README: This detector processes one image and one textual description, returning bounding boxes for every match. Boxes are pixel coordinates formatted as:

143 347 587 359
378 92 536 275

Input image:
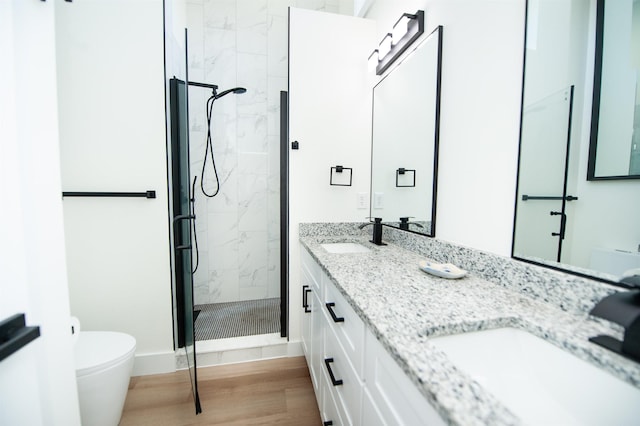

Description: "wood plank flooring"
120 356 321 425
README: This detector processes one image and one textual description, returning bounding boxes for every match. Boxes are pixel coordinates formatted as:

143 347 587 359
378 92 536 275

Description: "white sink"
430 327 640 425
320 242 371 254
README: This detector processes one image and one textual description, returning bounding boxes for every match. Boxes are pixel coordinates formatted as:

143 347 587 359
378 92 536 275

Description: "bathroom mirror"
513 0 640 286
369 26 442 237
587 0 640 179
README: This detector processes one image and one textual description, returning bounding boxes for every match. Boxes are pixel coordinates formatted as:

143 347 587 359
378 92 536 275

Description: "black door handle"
325 303 344 323
550 211 567 239
324 358 343 386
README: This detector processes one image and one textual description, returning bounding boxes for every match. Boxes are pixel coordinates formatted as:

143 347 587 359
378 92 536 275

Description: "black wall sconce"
330 165 353 186
396 168 416 187
368 10 425 76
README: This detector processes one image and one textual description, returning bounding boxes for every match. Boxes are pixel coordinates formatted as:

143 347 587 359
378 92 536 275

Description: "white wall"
365 0 525 256
289 8 377 341
0 0 81 424
56 0 175 375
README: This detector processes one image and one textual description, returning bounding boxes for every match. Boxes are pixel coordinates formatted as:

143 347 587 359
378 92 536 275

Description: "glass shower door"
514 86 575 263
170 77 201 414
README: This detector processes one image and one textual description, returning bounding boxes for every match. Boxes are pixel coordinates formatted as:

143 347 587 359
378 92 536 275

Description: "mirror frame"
512 0 633 289
587 0 640 181
368 25 443 237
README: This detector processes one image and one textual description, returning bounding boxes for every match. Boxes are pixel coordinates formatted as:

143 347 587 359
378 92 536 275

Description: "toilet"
73 330 136 426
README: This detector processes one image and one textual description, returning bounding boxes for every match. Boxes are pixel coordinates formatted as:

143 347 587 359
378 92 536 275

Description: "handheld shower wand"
199 86 247 198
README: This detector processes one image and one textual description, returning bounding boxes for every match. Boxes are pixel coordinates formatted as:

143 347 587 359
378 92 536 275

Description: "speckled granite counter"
299 223 640 425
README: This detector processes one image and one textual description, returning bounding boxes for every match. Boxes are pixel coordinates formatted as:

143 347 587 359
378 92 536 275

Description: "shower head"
213 87 247 100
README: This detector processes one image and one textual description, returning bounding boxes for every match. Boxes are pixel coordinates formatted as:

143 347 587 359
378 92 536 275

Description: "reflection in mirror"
588 0 640 179
513 0 640 286
370 26 442 237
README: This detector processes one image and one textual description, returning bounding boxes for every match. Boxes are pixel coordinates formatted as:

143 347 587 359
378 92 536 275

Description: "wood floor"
120 356 321 425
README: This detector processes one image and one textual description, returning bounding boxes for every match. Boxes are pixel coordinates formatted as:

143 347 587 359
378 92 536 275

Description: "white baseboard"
175 335 304 370
132 351 176 376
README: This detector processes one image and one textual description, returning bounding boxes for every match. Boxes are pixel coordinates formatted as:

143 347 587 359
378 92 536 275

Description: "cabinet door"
364 329 445 426
309 288 324 405
301 264 313 359
323 326 363 426
323 277 365 376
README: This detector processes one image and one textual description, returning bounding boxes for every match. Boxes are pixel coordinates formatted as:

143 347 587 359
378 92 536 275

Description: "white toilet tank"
74 331 136 426
589 247 640 277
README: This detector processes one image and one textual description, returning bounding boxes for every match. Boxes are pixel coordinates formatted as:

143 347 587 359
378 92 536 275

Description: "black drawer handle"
324 422 333 426
302 285 309 308
324 358 343 386
303 286 312 313
325 302 344 323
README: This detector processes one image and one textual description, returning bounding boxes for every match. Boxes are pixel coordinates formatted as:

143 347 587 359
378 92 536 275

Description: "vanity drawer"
323 326 363 426
323 276 365 376
321 363 346 426
363 329 445 426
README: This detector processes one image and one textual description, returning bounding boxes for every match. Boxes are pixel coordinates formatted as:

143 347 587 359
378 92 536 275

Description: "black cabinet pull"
323 422 333 426
324 358 343 386
302 286 312 313
325 302 344 323
302 285 309 308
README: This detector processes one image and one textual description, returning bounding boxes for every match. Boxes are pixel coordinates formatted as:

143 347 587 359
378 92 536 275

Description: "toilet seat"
75 331 136 377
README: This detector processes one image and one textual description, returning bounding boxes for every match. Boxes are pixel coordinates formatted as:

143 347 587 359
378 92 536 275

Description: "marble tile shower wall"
187 0 341 304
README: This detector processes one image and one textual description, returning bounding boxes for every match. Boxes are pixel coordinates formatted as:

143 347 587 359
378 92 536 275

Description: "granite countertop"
299 230 640 425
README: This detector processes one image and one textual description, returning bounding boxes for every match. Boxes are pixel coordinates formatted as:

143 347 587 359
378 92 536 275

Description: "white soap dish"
419 260 467 279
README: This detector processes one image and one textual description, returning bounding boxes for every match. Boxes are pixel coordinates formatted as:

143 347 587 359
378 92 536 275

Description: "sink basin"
430 327 640 425
320 242 371 254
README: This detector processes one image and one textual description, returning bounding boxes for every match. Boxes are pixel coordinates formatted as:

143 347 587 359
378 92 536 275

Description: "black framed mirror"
513 0 640 287
587 0 640 180
369 26 443 237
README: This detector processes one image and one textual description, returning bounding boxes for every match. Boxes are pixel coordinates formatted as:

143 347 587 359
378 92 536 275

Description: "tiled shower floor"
194 298 280 340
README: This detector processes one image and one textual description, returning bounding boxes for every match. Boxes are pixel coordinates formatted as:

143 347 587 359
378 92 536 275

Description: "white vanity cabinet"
363 328 446 426
300 247 445 426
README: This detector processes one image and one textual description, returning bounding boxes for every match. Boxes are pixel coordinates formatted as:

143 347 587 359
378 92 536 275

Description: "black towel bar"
62 190 156 199
0 313 40 363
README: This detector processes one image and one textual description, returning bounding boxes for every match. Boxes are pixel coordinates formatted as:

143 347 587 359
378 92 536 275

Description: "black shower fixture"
213 87 247 99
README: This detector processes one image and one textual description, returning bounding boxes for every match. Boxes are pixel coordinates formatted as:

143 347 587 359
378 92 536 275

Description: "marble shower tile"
237 0 268 54
207 211 238 245
237 113 268 153
296 0 327 11
238 152 268 175
238 174 268 231
187 3 205 80
267 0 295 17
238 231 268 296
267 76 287 136
203 28 237 91
266 135 280 178
208 268 240 303
209 112 238 154
237 53 268 115
204 0 237 30
267 242 281 298
267 15 288 78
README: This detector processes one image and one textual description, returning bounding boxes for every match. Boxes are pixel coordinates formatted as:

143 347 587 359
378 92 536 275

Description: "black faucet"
589 284 640 362
399 217 425 231
358 217 386 246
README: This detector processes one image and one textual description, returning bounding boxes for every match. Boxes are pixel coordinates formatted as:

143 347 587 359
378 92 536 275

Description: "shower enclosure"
182 0 295 342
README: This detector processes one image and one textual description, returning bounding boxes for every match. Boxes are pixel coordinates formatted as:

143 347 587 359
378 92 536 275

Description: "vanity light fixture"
368 10 425 76
378 33 393 59
368 50 379 72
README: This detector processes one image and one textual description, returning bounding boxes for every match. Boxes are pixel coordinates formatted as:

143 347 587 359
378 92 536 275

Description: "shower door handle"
550 211 567 239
